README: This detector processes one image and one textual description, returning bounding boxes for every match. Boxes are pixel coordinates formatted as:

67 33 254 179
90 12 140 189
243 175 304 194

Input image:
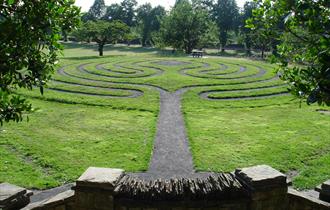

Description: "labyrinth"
1 54 330 190
28 57 290 105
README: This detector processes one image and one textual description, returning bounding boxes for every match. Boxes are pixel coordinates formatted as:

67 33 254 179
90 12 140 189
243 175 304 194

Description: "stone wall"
3 165 330 210
288 188 330 210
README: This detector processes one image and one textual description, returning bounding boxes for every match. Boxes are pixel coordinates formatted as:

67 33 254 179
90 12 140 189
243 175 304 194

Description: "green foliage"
125 27 141 46
239 1 258 54
102 3 122 21
198 21 219 48
0 92 32 126
103 0 137 27
0 0 80 125
160 0 210 53
213 0 239 51
74 20 129 56
248 0 330 105
120 0 138 27
136 4 166 47
245 0 282 58
82 0 106 21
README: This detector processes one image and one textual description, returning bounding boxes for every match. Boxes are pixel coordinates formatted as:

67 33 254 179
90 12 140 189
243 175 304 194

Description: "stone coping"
0 182 27 204
235 165 287 189
76 167 125 190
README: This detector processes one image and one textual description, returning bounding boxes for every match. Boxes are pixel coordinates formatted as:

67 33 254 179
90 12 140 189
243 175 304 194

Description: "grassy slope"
183 94 330 189
0 99 157 189
0 44 161 189
1 43 329 189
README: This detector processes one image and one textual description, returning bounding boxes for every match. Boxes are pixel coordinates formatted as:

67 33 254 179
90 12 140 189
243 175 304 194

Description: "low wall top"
114 173 245 201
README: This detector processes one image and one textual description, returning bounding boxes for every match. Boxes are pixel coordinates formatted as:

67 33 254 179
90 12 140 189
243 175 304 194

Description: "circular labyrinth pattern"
178 61 288 101
51 60 165 100
48 58 288 104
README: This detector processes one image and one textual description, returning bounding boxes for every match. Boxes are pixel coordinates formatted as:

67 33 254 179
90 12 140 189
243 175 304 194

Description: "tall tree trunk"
186 45 193 54
99 43 104 56
220 30 227 52
245 36 252 55
142 33 147 47
63 31 68 42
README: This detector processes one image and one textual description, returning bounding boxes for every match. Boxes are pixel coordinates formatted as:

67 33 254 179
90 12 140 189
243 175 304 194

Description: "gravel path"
147 89 194 178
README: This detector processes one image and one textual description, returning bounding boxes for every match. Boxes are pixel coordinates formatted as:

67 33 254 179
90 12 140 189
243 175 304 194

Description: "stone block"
288 188 330 210
235 165 288 209
76 167 124 190
320 180 330 202
54 205 66 210
0 183 32 210
43 190 74 207
235 165 287 190
321 180 330 194
74 191 94 208
22 190 74 210
74 167 124 210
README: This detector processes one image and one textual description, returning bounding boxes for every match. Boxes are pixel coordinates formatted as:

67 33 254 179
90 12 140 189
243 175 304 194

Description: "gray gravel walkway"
148 89 194 178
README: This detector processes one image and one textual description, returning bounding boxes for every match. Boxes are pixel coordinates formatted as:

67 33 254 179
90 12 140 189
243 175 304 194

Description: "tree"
198 21 219 49
86 0 106 21
119 0 137 27
137 4 166 46
240 1 257 55
160 0 209 54
246 0 282 59
102 0 137 27
136 3 152 46
72 21 94 43
125 28 141 46
0 0 80 125
213 0 239 52
61 5 82 42
248 0 330 105
76 20 129 56
192 0 214 12
103 3 123 21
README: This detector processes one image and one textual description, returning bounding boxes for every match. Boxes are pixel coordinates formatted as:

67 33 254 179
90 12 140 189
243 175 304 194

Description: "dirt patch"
317 109 330 116
286 170 299 185
154 61 191 66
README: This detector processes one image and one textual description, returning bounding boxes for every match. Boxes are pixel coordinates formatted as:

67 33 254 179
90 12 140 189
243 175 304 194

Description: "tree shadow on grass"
207 49 249 57
60 55 125 61
61 42 191 59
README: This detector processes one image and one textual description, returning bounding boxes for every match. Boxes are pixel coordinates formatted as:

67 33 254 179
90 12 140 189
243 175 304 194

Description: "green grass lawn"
183 97 330 189
0 100 157 189
0 43 329 190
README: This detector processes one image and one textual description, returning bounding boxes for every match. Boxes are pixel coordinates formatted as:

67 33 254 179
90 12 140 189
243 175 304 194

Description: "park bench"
192 50 203 58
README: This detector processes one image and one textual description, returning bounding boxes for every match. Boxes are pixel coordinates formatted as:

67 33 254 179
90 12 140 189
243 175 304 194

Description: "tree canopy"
160 0 209 53
248 0 330 105
75 20 129 56
213 0 239 52
239 1 257 55
82 0 106 21
136 4 166 46
0 0 80 125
